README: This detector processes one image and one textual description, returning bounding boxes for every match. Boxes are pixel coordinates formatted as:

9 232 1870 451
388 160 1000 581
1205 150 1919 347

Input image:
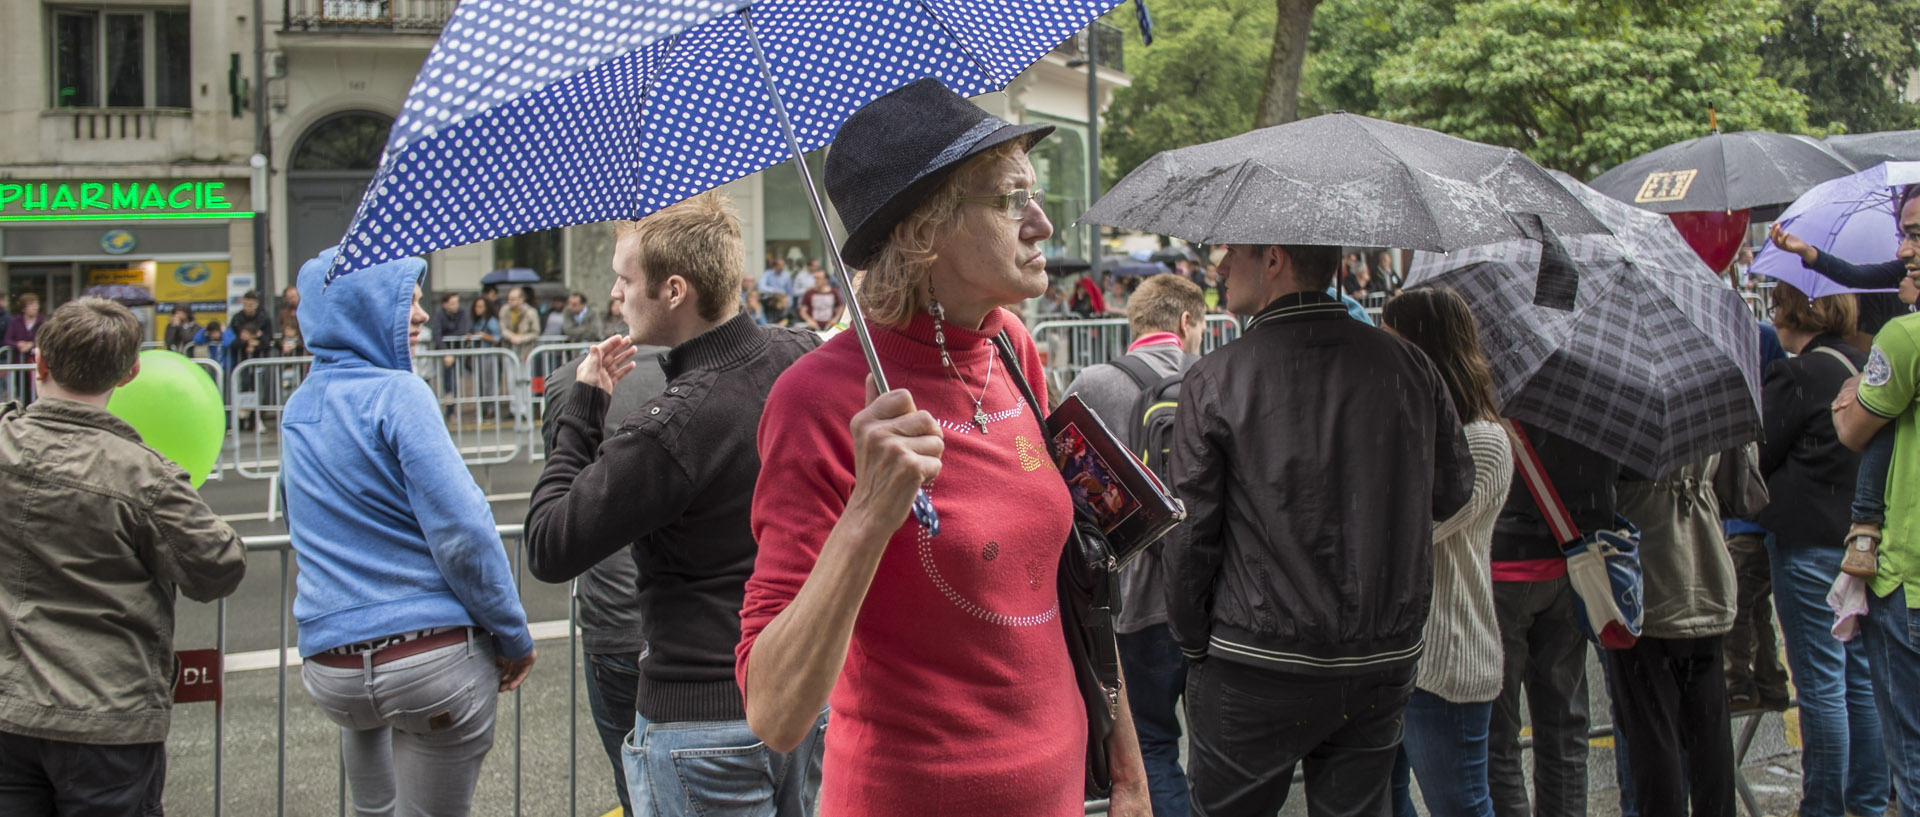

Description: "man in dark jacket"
524 191 824 816
428 292 472 413
1164 243 1472 817
0 297 247 814
1487 422 1619 817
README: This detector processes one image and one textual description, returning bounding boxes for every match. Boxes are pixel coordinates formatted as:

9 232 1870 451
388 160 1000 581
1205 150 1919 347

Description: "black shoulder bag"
991 331 1121 800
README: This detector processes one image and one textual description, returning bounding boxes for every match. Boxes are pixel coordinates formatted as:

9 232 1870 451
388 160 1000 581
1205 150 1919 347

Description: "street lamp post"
1068 26 1103 280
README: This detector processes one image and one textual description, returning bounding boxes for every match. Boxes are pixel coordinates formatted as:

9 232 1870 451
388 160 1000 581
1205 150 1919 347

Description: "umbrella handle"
741 8 941 536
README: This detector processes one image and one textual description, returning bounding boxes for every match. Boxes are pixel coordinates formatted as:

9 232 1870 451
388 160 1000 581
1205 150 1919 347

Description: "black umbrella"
1148 246 1197 264
1824 130 1920 170
1045 255 1092 275
1081 112 1610 251
1589 131 1855 214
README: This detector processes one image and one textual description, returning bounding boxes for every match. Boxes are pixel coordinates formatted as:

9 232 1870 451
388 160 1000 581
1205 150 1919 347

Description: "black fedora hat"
826 78 1053 270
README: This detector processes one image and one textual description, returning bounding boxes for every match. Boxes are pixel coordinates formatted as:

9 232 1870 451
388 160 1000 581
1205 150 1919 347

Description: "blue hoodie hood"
280 247 534 661
297 246 422 371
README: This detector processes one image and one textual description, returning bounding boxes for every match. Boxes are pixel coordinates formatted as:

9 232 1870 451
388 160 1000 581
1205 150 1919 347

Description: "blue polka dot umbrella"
329 0 1127 535
327 0 1124 281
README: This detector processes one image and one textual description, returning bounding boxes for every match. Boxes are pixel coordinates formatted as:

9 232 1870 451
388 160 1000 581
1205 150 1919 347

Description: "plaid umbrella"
1406 175 1761 477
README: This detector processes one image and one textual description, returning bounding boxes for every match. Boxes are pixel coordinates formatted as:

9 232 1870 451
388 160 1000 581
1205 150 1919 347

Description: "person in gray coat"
541 340 667 815
1064 274 1207 817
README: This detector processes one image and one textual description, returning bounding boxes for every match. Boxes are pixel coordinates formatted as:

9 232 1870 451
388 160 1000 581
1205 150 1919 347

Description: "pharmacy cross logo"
101 230 136 254
175 262 212 286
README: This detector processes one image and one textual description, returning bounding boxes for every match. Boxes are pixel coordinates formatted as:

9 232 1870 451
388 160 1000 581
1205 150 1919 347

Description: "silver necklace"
930 290 995 433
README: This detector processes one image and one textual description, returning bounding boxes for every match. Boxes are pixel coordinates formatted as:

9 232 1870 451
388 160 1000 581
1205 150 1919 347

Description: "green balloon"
107 350 225 488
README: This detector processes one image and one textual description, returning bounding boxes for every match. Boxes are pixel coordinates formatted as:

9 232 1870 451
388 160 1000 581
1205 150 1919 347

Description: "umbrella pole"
739 9 941 534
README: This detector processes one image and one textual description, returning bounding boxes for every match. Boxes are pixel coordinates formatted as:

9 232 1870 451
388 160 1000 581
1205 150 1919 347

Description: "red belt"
308 628 472 669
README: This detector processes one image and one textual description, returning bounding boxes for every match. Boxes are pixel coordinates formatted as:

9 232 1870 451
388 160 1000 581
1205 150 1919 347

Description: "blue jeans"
583 652 641 813
1768 536 1888 817
1862 586 1920 814
621 709 827 817
1116 624 1190 817
1851 426 1894 524
1392 690 1494 817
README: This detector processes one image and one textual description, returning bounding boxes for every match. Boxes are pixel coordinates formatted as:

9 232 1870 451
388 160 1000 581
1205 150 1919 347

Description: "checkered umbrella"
1406 175 1762 477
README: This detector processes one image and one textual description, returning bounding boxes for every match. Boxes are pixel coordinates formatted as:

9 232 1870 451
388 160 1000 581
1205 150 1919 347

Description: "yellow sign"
1634 169 1699 204
155 261 228 302
87 268 146 286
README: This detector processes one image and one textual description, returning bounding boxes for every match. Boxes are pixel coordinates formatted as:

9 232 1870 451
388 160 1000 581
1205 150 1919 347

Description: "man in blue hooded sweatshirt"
281 248 536 817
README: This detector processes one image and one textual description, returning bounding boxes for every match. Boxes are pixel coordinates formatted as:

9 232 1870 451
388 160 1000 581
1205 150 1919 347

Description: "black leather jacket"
1161 292 1473 676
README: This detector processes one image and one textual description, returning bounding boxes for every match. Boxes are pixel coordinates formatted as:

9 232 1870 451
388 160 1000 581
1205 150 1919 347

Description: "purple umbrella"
1751 161 1920 298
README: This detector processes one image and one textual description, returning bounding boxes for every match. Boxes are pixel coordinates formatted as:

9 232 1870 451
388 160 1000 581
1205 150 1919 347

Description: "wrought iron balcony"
283 0 454 34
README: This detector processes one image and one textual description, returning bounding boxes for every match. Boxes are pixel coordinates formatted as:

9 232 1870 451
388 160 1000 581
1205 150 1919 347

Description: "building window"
50 7 191 110
1026 114 1090 260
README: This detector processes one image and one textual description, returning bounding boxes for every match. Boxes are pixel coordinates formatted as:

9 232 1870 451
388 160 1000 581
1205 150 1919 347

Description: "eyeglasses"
958 187 1045 219
1898 229 1920 248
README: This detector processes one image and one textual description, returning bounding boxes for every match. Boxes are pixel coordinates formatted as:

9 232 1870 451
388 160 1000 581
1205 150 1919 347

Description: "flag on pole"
1136 0 1154 44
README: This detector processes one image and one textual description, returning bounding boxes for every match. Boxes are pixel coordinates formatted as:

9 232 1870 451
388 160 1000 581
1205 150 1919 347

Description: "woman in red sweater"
736 79 1149 816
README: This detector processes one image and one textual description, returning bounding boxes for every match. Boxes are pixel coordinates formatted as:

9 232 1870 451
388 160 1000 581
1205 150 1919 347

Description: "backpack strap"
1811 345 1860 377
1109 353 1161 392
1502 419 1583 553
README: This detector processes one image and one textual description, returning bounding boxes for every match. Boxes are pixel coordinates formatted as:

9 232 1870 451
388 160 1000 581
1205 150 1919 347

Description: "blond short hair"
1127 274 1206 338
858 140 1029 326
614 191 744 322
1771 281 1858 338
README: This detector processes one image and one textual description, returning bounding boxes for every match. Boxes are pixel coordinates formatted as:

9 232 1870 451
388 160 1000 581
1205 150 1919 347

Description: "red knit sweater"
738 307 1084 816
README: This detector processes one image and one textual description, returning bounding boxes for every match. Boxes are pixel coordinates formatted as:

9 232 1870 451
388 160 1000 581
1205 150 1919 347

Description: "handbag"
992 331 1121 799
1505 420 1645 650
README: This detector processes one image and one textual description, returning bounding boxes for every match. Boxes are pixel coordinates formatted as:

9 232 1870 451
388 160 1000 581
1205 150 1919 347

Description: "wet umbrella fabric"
1824 131 1920 170
1589 130 1855 214
328 0 1123 278
1406 176 1761 477
1081 112 1610 252
1751 162 1920 298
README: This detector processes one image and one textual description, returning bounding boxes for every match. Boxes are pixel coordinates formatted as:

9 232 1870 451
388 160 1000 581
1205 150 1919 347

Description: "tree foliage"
1368 0 1812 176
1099 0 1275 187
1758 0 1920 133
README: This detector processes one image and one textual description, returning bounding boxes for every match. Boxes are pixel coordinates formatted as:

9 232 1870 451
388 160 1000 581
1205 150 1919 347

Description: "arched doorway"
286 111 392 271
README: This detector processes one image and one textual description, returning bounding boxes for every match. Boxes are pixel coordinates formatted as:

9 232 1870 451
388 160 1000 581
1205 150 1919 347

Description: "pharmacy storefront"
0 178 255 342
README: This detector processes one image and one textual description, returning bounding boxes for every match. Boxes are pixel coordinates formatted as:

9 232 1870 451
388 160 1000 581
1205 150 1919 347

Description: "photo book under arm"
1046 394 1186 566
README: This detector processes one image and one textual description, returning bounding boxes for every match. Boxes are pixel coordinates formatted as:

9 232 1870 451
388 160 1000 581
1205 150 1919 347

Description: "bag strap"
1109 353 1157 392
1811 345 1860 377
992 331 1049 430
1501 419 1583 552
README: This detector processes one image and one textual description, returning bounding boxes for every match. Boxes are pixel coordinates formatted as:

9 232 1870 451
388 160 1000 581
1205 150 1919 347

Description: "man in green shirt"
1833 186 1920 812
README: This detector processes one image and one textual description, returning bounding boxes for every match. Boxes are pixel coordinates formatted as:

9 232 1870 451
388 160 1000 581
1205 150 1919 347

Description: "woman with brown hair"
1380 288 1514 817
1758 282 1889 817
735 78 1149 816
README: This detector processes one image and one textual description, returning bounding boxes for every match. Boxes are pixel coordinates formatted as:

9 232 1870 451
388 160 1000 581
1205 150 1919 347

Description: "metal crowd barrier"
1031 315 1243 388
188 525 585 817
228 349 523 479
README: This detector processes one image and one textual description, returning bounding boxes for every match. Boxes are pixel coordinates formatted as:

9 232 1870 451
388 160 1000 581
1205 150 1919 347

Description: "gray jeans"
302 631 500 817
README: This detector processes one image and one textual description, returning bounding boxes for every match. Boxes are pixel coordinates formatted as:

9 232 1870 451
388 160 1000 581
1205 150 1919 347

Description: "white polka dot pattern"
328 0 1123 279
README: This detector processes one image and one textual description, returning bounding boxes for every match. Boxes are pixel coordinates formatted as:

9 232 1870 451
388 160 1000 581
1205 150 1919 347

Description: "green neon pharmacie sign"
0 181 250 222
